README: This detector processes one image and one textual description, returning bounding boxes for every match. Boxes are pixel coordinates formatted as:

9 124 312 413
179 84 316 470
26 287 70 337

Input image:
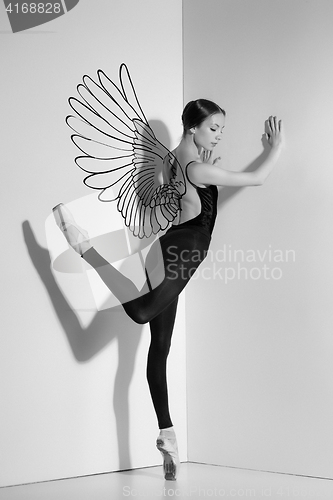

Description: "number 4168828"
5 3 61 14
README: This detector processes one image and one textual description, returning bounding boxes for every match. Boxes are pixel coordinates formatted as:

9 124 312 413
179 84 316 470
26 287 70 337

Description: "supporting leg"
146 296 179 429
147 297 180 480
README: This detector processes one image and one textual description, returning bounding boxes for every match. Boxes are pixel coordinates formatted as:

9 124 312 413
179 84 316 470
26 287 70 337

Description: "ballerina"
53 64 284 480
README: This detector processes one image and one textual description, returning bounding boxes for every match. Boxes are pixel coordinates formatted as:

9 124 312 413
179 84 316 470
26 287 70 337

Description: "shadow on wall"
22 219 142 471
21 119 173 474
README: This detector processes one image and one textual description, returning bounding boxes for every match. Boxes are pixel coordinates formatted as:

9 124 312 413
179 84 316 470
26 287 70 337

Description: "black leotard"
83 161 218 429
169 161 218 237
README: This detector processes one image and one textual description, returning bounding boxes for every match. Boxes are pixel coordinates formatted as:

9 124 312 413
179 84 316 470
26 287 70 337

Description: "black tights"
83 224 211 429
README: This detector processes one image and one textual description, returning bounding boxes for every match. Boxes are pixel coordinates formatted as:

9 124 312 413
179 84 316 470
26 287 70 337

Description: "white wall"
184 0 333 478
0 0 186 487
3 0 333 487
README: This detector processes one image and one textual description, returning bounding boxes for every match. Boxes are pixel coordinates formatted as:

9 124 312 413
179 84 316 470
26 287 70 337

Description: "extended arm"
189 116 284 187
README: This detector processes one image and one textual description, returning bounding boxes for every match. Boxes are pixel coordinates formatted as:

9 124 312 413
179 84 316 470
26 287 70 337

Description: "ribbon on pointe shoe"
156 435 180 481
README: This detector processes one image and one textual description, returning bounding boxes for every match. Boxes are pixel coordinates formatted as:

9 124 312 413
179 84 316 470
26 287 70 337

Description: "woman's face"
192 112 225 151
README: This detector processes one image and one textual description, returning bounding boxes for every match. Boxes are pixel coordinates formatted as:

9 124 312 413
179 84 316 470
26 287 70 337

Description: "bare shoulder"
185 162 209 187
173 147 195 167
171 147 201 174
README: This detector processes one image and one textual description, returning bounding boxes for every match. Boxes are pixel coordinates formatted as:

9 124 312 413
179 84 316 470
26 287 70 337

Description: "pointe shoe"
156 435 180 481
52 203 92 256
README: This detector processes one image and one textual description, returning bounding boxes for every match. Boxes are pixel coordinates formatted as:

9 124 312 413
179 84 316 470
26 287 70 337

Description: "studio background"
1 0 333 488
0 0 186 487
184 0 333 478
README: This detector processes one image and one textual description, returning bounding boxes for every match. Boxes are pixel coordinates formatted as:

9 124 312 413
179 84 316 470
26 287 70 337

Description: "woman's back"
167 146 206 225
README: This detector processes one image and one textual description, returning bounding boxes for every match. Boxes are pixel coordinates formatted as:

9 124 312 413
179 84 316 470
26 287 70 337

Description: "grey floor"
1 462 333 500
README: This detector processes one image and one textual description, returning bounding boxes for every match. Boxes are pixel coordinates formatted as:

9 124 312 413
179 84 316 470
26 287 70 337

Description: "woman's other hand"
202 149 221 165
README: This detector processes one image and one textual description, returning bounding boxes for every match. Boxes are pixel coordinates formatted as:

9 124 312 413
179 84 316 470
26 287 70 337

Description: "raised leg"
83 227 210 324
53 202 210 324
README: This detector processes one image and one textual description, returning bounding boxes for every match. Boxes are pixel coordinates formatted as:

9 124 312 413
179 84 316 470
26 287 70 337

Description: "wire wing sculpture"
66 64 186 238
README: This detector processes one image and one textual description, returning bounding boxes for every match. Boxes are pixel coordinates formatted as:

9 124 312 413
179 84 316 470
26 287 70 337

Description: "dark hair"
182 99 226 137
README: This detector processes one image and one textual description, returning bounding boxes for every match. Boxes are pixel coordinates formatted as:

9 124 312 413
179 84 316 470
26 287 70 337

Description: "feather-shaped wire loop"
66 64 186 238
